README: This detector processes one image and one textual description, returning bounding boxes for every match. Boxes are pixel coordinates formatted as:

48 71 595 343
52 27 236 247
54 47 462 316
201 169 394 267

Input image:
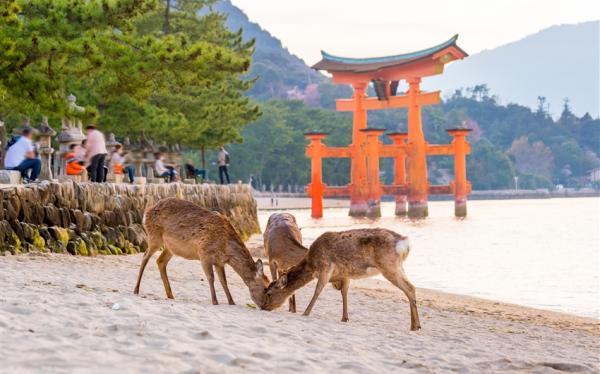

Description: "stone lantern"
57 94 85 175
37 117 56 180
105 133 119 151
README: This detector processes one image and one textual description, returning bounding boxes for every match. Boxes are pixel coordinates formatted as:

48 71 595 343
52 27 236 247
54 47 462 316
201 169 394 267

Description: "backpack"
225 152 230 164
6 135 20 150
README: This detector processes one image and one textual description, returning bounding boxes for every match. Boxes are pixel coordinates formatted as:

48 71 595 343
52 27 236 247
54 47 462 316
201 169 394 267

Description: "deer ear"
276 274 288 289
255 259 264 276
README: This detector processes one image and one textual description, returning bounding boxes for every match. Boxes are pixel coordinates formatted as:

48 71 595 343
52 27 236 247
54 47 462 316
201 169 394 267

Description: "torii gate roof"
312 35 467 75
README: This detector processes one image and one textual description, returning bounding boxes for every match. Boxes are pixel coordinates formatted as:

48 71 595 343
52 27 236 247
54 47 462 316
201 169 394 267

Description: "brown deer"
262 228 421 330
263 213 308 313
133 198 269 307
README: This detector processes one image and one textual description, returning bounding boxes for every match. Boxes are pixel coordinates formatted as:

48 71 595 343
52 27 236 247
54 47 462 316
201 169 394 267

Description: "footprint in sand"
191 330 213 340
251 352 271 360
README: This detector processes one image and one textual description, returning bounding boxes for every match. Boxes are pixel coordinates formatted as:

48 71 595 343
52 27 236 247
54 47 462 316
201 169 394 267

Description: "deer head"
248 259 270 308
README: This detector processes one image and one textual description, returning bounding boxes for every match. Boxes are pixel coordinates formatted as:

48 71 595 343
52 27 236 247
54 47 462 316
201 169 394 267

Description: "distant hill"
426 21 599 117
215 4 597 117
213 0 325 101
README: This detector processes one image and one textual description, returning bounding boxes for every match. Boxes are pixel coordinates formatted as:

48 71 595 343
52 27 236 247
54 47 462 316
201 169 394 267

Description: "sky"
230 0 599 65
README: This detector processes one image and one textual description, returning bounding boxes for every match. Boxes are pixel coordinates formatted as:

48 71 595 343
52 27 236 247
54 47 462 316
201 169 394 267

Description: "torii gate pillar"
349 82 369 216
406 78 429 218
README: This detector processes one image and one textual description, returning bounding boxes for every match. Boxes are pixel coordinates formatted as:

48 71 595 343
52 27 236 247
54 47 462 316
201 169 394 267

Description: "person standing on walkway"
4 127 41 182
218 146 230 184
85 125 107 183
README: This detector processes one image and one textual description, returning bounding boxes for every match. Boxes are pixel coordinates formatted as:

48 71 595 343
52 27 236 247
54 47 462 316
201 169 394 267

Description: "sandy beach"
1 249 598 373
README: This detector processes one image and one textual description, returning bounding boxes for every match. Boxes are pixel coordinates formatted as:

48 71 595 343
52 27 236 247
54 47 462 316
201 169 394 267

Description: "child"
110 144 134 183
64 144 85 176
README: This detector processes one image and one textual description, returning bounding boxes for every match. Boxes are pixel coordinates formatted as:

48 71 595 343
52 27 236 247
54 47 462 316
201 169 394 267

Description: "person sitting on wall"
184 159 206 181
110 144 134 183
64 144 85 176
4 127 41 183
154 152 177 182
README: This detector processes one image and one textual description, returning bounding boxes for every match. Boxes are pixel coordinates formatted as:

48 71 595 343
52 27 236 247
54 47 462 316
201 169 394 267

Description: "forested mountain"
212 0 325 101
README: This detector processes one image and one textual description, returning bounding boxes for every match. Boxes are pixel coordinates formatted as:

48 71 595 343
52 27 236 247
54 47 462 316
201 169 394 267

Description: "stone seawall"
0 182 260 256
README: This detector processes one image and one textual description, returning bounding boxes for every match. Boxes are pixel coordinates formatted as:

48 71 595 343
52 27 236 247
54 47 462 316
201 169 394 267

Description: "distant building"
589 168 600 182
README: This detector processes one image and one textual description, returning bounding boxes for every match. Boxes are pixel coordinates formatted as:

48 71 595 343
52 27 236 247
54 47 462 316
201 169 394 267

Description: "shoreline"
255 194 599 210
1 253 598 373
244 234 599 326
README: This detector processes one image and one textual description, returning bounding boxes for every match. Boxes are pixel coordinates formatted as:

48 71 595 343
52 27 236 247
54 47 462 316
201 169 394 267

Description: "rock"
20 222 34 241
31 229 46 252
0 170 22 184
44 205 61 226
48 226 70 247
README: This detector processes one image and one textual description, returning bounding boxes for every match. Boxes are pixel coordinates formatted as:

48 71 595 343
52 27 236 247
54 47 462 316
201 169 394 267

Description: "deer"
263 213 308 313
133 198 270 307
261 228 421 331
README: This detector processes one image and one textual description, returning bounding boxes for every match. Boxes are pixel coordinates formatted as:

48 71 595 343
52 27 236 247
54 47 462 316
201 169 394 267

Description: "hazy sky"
230 0 598 64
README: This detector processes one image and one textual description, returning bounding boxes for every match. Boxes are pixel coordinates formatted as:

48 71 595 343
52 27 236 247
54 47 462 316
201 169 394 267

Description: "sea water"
258 197 600 318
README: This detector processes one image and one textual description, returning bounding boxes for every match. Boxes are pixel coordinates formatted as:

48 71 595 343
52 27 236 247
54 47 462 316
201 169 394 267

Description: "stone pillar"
106 133 119 151
305 132 327 218
406 78 429 218
447 128 472 217
57 94 85 176
360 128 385 218
36 117 57 181
388 132 409 216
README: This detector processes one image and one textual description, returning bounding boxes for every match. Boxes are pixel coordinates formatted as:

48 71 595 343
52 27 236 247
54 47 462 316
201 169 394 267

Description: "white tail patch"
395 238 410 254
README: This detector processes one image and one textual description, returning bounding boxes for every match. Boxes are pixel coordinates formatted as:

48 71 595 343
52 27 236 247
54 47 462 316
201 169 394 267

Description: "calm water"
257 198 600 318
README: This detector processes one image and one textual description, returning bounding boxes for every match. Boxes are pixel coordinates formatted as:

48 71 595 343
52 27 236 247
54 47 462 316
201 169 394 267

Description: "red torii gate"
306 35 471 218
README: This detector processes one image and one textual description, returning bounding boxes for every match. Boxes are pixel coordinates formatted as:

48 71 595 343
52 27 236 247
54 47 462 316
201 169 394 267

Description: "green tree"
0 0 156 122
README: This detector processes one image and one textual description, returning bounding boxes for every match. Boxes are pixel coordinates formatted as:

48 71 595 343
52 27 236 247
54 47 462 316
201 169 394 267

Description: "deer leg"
303 266 332 317
133 235 161 295
340 278 350 322
201 261 218 305
156 249 174 299
381 267 421 331
215 265 235 305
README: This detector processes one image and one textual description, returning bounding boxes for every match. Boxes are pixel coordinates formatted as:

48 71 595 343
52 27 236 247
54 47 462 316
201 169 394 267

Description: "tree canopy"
0 0 259 150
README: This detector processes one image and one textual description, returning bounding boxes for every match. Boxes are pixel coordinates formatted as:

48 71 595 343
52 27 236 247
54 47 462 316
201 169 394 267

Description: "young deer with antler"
133 198 269 307
263 213 308 313
262 228 421 330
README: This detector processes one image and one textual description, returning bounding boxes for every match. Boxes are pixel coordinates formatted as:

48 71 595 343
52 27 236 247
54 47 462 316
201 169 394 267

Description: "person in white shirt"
110 144 134 183
84 125 107 182
154 152 176 182
217 146 230 184
4 127 41 182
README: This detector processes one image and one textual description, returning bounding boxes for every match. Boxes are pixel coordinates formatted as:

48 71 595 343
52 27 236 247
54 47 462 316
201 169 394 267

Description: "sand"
1 251 598 373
